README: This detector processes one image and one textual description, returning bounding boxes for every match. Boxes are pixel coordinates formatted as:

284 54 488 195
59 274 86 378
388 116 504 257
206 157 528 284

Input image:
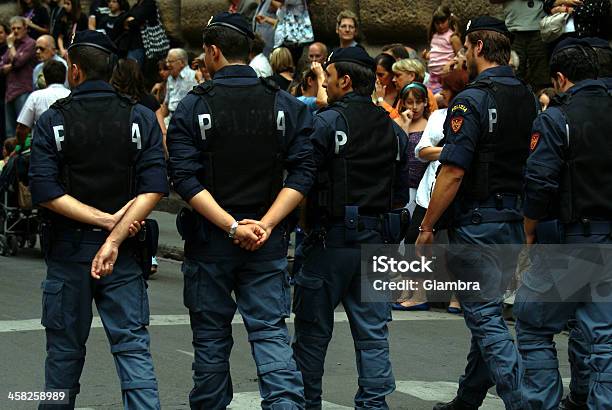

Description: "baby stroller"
0 147 40 256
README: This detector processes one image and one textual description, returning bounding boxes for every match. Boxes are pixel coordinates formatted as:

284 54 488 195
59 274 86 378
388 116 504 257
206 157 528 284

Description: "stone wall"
0 0 499 49
1 1 610 53
186 0 502 50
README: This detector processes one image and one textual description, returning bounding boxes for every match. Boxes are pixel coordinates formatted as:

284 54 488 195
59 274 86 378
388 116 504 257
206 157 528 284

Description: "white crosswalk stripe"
395 380 504 409
0 311 462 333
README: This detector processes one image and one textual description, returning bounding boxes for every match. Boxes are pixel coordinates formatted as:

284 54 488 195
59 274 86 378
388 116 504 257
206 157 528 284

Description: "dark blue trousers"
514 233 612 409
448 221 527 409
292 227 395 410
183 225 304 410
40 234 159 409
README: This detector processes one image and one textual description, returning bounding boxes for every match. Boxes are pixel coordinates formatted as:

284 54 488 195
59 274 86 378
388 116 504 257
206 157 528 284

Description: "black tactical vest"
461 78 537 201
557 88 612 223
53 92 137 216
310 99 398 221
190 79 282 212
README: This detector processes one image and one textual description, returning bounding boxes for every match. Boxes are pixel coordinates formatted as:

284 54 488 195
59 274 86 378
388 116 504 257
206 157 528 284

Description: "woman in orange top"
376 58 438 119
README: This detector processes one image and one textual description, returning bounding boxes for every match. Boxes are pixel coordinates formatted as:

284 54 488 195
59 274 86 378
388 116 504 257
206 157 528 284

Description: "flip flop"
392 302 430 311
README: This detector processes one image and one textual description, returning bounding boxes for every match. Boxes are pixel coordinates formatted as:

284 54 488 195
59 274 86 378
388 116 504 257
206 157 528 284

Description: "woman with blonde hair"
376 58 438 119
267 46 294 90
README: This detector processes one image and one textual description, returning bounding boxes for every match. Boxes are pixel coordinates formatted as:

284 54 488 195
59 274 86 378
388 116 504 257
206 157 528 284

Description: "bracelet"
418 225 435 233
376 97 384 104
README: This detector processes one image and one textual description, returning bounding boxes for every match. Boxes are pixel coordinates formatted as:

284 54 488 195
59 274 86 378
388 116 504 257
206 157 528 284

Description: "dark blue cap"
324 46 375 71
465 16 511 38
552 37 592 57
67 30 118 54
205 12 254 39
583 37 612 50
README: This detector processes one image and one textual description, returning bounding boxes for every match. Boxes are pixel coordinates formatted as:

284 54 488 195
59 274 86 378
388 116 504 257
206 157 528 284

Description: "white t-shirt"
17 83 71 128
249 53 273 78
415 108 447 209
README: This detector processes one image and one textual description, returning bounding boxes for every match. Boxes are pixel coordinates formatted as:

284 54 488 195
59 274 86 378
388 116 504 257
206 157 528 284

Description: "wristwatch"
228 221 239 239
376 97 384 105
418 225 435 233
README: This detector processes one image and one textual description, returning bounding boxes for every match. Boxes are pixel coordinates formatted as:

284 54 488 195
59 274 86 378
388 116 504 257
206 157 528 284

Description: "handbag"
273 0 314 47
540 12 570 43
17 181 32 209
140 8 170 60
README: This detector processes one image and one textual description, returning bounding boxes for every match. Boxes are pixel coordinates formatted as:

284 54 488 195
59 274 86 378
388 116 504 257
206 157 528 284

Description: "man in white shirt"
32 34 68 90
249 34 272 77
17 60 70 144
161 48 197 122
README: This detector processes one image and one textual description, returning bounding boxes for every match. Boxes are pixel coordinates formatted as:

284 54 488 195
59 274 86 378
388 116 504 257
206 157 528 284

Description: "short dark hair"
334 61 375 96
251 33 265 56
466 30 511 66
68 46 113 82
594 47 612 78
550 45 598 83
111 59 147 99
203 25 251 63
42 59 66 85
0 22 9 35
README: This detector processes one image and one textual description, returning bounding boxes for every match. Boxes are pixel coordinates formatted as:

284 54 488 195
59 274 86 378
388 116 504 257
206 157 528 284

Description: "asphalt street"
0 248 572 410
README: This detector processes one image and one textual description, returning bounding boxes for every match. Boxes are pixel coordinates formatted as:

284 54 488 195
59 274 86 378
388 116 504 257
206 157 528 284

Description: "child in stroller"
0 139 40 256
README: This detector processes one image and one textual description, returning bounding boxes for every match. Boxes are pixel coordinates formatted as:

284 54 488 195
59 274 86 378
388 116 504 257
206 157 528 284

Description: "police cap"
205 12 255 39
67 30 118 54
551 37 593 57
583 37 612 51
465 16 511 38
324 47 376 71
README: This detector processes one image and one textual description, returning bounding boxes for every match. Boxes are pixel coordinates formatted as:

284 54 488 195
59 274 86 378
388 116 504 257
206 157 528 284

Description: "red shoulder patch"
451 117 464 133
530 132 540 151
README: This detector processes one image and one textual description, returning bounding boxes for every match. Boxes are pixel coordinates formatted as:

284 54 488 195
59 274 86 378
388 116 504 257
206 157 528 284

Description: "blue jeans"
448 221 527 409
6 92 30 138
40 233 159 410
514 233 612 409
292 226 395 410
182 221 304 409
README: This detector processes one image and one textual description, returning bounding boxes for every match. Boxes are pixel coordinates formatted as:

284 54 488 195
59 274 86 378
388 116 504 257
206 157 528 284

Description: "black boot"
433 396 479 410
558 394 588 410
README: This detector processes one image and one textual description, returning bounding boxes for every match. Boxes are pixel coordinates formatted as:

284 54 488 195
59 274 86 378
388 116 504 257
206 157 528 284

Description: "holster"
536 219 565 244
137 219 159 279
176 207 201 242
382 208 411 244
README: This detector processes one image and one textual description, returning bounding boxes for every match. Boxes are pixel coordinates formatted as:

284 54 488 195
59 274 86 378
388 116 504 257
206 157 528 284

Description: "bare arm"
450 34 463 54
415 164 465 245
160 102 169 118
88 15 96 30
41 194 128 231
311 62 328 107
417 146 442 162
91 193 163 279
155 107 167 156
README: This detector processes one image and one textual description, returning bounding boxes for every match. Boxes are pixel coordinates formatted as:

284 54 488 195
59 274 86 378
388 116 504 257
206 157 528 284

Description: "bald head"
36 35 58 62
308 42 328 64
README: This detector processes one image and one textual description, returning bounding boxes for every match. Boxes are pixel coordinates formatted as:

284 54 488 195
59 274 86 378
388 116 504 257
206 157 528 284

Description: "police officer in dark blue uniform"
291 47 409 410
555 36 612 410
415 16 538 410
514 37 612 410
29 30 167 409
166 12 315 410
